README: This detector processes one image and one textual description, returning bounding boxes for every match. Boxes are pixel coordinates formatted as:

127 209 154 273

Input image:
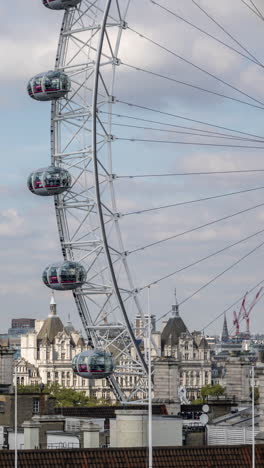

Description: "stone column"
0 347 14 393
153 357 180 414
80 421 100 448
225 355 251 403
22 421 40 449
257 365 264 433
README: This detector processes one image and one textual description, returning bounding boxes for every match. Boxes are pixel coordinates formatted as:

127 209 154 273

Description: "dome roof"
161 316 188 350
37 316 64 344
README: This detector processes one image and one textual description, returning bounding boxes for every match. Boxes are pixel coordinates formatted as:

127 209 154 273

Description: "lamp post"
147 286 152 468
251 364 255 468
14 363 17 468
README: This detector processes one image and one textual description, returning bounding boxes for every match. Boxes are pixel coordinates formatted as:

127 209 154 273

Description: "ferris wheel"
27 0 264 402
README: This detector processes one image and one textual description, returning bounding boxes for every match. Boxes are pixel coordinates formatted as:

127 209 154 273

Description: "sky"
2 0 264 337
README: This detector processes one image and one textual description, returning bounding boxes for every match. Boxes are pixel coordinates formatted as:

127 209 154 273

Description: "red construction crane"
233 293 247 336
242 287 263 335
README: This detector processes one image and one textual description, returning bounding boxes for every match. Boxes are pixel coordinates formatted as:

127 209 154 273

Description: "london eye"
27 0 264 401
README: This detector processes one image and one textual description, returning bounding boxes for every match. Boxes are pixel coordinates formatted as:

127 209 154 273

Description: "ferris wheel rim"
50 0 150 402
91 0 149 375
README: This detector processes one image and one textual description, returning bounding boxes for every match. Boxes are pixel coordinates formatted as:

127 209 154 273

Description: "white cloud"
0 209 25 237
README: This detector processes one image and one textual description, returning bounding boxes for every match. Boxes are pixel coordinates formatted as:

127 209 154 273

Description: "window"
0 402 5 413
185 343 188 350
33 398 40 414
185 353 189 360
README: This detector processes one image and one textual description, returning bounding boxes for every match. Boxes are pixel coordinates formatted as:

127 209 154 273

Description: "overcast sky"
2 0 264 337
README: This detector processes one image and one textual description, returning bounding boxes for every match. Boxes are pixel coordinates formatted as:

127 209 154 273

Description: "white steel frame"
50 0 149 402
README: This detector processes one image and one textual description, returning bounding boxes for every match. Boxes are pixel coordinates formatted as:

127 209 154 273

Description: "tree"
17 382 113 407
17 384 48 394
200 384 225 401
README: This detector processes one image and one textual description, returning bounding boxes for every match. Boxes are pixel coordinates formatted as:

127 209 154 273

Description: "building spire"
172 288 179 317
49 292 57 317
221 313 229 343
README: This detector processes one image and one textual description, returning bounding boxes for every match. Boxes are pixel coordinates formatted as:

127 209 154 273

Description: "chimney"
22 420 41 449
111 409 148 447
80 421 100 448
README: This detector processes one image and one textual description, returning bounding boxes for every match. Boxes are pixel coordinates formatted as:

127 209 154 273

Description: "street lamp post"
251 364 255 468
14 363 18 468
148 287 152 468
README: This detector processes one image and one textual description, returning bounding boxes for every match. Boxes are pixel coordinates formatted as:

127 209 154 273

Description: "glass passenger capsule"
42 261 87 290
27 71 71 101
43 0 81 9
72 350 115 379
27 166 71 196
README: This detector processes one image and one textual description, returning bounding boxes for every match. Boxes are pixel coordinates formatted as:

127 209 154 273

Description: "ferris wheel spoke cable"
146 0 261 66
122 186 264 216
101 120 262 142
118 136 264 149
129 201 264 254
127 27 264 107
116 169 264 178
191 0 263 65
202 278 264 332
240 0 263 19
248 0 264 20
121 63 264 110
117 100 264 139
139 227 264 290
157 238 264 323
101 111 264 141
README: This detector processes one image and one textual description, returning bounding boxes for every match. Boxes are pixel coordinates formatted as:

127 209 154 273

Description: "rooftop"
1 445 264 467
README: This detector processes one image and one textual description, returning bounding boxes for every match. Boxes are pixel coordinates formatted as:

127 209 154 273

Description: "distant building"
10 318 35 332
16 296 91 392
160 298 212 401
134 314 156 337
0 318 36 360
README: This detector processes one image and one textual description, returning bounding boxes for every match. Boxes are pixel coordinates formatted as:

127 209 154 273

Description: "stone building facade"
159 300 212 401
16 296 92 393
15 295 213 402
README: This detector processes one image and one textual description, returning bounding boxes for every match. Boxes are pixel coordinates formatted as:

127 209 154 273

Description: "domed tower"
37 294 64 343
161 291 189 354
